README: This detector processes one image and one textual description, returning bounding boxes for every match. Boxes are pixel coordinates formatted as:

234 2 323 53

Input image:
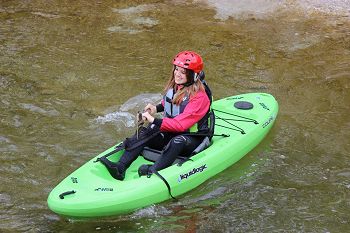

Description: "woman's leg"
152 135 203 171
100 131 168 180
118 132 170 169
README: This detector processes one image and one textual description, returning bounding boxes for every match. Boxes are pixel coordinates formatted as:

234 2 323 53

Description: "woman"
100 51 211 180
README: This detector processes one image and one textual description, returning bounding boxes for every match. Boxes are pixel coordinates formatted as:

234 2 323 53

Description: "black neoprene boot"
99 157 126 180
138 164 153 177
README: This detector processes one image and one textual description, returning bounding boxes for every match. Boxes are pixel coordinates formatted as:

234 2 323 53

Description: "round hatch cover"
234 101 253 110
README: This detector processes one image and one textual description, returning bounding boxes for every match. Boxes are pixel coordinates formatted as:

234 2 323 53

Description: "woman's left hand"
142 112 155 123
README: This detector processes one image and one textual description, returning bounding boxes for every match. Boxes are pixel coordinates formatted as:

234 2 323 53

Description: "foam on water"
18 103 60 117
297 0 350 15
107 26 141 34
95 93 162 128
132 17 159 27
203 0 285 20
132 205 172 218
185 187 228 203
201 0 350 20
112 4 156 15
95 111 135 127
109 4 159 34
119 93 162 112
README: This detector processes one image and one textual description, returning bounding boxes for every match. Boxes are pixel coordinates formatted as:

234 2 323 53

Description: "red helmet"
172 51 203 73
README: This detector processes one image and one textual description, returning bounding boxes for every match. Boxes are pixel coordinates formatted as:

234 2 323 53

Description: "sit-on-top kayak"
47 93 278 217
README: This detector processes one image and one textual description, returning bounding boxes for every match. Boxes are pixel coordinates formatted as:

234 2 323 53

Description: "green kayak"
47 92 278 217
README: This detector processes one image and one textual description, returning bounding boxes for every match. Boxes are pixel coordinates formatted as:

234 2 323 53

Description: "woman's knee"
172 135 190 146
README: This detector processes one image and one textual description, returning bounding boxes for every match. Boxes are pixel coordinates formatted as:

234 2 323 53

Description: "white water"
95 93 162 127
200 0 350 20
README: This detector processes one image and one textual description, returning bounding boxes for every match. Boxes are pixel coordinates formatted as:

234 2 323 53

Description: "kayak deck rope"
215 123 245 134
212 109 259 135
93 143 124 162
213 109 259 124
152 170 177 200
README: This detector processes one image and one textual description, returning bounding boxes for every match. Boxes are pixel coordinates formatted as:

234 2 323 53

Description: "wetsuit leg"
118 132 171 169
101 127 169 180
152 135 203 171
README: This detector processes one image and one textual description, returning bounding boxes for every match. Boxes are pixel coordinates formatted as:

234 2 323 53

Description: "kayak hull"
47 93 278 217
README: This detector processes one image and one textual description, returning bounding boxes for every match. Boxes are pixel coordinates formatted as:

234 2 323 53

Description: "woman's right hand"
144 103 156 115
141 111 154 123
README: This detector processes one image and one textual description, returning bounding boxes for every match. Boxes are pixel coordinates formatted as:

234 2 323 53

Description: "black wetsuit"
118 131 203 172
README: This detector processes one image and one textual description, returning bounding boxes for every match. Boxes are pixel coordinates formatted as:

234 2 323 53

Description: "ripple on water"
0 71 40 97
0 193 12 207
109 4 159 34
182 187 228 204
112 4 156 15
18 103 60 117
203 0 286 20
119 93 162 112
107 26 141 34
0 73 15 89
31 12 61 19
95 111 135 127
0 136 18 152
132 17 159 27
132 205 172 218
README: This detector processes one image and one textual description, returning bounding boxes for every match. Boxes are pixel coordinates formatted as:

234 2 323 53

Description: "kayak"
47 92 278 217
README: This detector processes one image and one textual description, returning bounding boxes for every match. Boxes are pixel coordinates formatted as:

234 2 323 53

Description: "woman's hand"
142 112 155 123
144 104 157 115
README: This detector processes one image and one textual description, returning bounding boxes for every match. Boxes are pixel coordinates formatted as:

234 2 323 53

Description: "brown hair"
164 66 205 105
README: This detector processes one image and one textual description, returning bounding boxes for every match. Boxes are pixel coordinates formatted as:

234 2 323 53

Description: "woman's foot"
138 164 153 177
99 157 125 180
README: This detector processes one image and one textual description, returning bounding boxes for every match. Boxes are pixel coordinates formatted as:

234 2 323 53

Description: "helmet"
172 51 203 73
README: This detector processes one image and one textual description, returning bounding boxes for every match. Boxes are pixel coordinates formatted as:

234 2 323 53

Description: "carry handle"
59 190 76 199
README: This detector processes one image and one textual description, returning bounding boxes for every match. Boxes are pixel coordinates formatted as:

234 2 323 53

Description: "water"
1 0 349 232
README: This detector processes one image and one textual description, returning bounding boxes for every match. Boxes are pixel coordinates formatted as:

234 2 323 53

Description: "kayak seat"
141 147 162 162
141 147 182 164
141 136 211 165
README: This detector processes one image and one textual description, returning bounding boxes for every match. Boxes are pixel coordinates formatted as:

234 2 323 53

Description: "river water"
0 0 349 232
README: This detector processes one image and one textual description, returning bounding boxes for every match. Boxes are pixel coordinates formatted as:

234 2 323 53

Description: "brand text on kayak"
262 114 275 128
94 188 114 192
178 164 207 182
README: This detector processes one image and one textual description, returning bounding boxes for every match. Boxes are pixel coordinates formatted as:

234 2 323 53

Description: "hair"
164 66 205 105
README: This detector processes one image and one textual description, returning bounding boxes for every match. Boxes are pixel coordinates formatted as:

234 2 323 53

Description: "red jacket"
154 90 210 132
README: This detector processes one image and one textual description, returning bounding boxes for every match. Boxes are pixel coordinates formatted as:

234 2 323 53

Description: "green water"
1 0 349 232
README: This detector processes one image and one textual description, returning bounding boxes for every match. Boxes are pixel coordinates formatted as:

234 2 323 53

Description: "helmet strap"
193 73 199 82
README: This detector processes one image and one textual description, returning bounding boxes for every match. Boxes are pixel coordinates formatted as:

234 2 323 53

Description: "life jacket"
163 88 190 118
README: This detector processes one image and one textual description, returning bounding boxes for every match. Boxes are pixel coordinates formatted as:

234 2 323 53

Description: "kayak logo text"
178 164 207 182
71 177 78 183
262 115 275 128
259 102 270 111
94 188 114 192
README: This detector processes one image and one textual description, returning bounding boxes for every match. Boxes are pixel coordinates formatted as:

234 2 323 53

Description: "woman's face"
174 66 188 85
